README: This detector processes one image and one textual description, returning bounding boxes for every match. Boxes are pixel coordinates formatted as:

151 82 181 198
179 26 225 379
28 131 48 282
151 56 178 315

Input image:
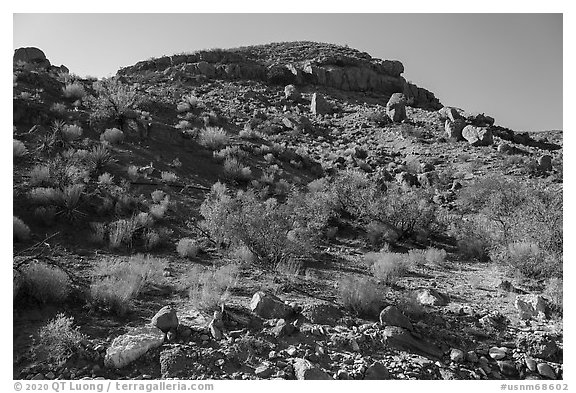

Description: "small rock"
498 360 519 377
415 288 449 306
255 364 274 379
293 358 333 380
379 306 413 331
250 291 292 319
525 357 537 372
151 306 179 332
336 369 349 380
450 348 465 363
364 362 390 380
489 347 507 360
537 363 556 379
104 325 165 368
302 303 343 325
538 155 553 172
466 351 479 363
515 294 549 320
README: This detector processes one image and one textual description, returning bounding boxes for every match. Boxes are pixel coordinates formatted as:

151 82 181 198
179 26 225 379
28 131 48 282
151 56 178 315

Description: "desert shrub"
239 127 262 140
396 292 426 320
275 258 303 277
13 216 31 242
366 251 411 285
177 238 200 258
29 165 52 186
90 254 167 315
187 264 240 312
28 187 60 206
198 127 230 150
338 276 385 318
492 242 561 279
36 314 86 367
61 124 83 141
214 145 249 162
149 201 169 220
89 222 107 244
127 165 139 181
97 172 114 186
228 245 256 264
144 229 162 251
14 139 27 157
62 82 86 100
328 170 378 219
223 158 252 182
200 182 312 268
88 77 142 131
175 120 192 129
161 171 178 183
88 144 113 173
21 263 70 303
423 247 448 266
51 102 67 115
543 277 562 316
108 218 138 249
100 128 124 144
151 190 166 203
34 206 57 226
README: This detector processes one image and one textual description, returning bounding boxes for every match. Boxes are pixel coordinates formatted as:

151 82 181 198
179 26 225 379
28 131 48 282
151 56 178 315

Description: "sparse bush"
151 190 166 203
149 202 169 220
100 128 124 144
366 110 390 126
223 158 252 182
228 245 256 264
127 165 139 181
338 276 384 318
90 254 167 315
62 82 86 100
187 264 240 312
366 251 411 285
88 78 142 131
21 263 70 303
396 292 426 320
108 218 138 249
51 102 67 115
36 314 86 367
161 171 178 183
543 277 562 316
175 120 192 130
239 128 262 140
177 238 200 258
493 242 561 279
89 222 107 244
423 247 448 266
14 139 27 157
28 187 60 206
13 216 31 242
200 183 312 268
198 127 230 150
29 165 51 186
144 230 162 251
34 206 57 226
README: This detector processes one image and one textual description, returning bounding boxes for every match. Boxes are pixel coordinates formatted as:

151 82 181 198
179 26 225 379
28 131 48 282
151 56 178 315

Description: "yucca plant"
56 184 85 221
88 144 113 174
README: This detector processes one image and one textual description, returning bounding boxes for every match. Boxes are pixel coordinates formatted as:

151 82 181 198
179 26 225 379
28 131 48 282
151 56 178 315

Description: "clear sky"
13 13 562 132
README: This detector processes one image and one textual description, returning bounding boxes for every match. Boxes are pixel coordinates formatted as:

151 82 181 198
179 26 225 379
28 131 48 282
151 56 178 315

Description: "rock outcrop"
104 325 165 368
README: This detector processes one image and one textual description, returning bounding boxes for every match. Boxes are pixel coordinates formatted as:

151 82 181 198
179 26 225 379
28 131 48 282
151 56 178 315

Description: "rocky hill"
12 43 562 382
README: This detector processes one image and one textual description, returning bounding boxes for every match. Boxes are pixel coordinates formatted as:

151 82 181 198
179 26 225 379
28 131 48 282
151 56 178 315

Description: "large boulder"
302 303 342 325
445 119 466 140
438 106 464 122
293 358 333 380
379 306 413 331
151 306 178 333
104 325 165 368
538 155 553 172
310 93 331 115
382 326 443 358
515 294 549 320
249 291 292 319
14 47 51 69
386 93 407 123
462 125 493 146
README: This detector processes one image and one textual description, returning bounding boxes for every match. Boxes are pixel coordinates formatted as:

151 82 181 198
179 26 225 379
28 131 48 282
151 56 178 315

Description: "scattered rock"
498 360 519 377
364 362 390 380
160 347 189 378
538 155 553 172
302 303 343 325
462 125 493 146
450 349 465 363
284 84 301 101
151 306 178 333
438 106 464 122
537 363 556 379
386 93 407 122
379 306 413 331
293 358 333 380
515 294 548 320
255 364 274 379
104 325 165 368
445 119 466 140
525 357 537 372
310 93 331 115
488 347 507 360
382 326 443 358
271 319 296 337
249 291 292 319
415 288 449 306
466 351 479 363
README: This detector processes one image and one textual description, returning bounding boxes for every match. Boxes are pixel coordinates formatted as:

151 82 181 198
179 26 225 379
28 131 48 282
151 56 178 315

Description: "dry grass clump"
13 216 31 242
366 251 411 285
89 254 167 315
20 263 70 303
36 313 86 367
198 126 230 150
406 247 448 267
176 238 200 258
108 218 139 249
187 264 240 312
223 157 252 182
338 276 384 318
